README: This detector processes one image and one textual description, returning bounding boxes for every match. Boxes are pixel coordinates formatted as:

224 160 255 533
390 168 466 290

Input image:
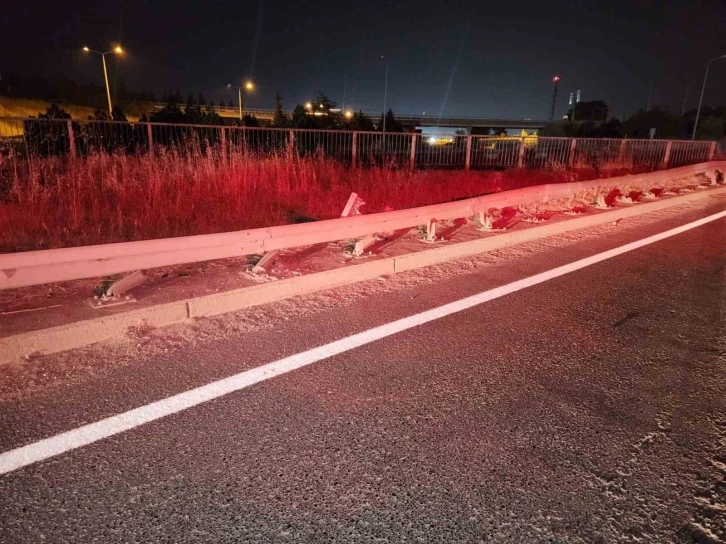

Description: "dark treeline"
541 100 725 141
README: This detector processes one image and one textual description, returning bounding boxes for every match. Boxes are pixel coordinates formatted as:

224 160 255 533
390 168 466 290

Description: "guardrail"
1 161 723 291
0 116 717 171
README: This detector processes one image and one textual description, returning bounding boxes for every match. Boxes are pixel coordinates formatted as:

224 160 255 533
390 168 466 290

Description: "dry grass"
0 148 647 252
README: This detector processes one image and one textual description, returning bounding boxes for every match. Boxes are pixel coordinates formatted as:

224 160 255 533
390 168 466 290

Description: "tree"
149 103 185 123
623 108 687 139
347 110 374 131
197 93 206 106
40 103 72 119
272 93 288 127
314 93 337 113
291 104 316 129
379 108 402 132
241 114 260 127
228 99 235 108
112 106 127 122
567 100 609 122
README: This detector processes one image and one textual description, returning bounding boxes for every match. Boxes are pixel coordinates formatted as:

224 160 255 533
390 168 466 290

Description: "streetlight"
381 56 389 133
344 110 353 120
692 54 726 140
82 45 124 116
228 80 255 120
549 76 560 121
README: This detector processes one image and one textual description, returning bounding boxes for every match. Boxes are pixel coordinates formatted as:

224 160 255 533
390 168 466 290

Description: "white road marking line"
2 209 725 476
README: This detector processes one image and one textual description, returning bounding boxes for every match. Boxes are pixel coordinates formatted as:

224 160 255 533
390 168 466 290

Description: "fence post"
662 140 672 168
568 138 577 167
288 130 295 156
146 124 154 155
618 138 627 163
410 133 418 170
351 132 358 167
708 141 717 161
465 135 473 170
219 126 227 163
517 137 526 167
66 120 76 159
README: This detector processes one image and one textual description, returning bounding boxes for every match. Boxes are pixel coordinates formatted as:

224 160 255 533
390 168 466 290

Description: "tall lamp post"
228 81 255 121
82 45 123 117
381 56 389 134
692 54 726 140
549 76 560 121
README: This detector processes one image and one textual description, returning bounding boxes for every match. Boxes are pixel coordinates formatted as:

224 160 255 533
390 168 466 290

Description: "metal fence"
0 117 716 173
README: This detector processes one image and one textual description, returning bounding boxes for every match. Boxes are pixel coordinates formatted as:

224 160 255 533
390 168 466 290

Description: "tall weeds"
0 147 644 252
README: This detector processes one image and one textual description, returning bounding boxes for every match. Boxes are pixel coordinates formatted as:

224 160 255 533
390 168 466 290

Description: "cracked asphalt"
0 199 724 543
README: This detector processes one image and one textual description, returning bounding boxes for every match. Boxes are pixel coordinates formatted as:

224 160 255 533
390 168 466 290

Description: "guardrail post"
410 133 418 170
662 140 672 168
465 135 473 170
352 132 358 167
146 123 154 155
517 137 526 167
708 141 717 161
220 127 227 163
66 120 76 159
568 138 577 167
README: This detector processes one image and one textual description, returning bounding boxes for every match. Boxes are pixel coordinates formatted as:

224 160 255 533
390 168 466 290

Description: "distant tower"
549 76 560 121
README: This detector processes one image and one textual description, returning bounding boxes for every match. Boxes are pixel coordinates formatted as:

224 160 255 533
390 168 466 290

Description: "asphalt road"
1 201 724 543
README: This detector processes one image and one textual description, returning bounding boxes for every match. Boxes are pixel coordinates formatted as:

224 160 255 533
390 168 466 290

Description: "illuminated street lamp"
228 80 255 120
344 110 353 119
692 54 726 140
304 102 312 110
82 45 124 116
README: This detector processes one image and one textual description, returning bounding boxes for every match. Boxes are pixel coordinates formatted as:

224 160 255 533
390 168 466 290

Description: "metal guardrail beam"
1 162 723 291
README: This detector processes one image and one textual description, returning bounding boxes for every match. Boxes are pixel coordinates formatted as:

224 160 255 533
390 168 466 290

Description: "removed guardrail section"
1 161 723 291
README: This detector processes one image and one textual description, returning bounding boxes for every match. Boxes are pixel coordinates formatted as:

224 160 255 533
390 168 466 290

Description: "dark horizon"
2 0 725 120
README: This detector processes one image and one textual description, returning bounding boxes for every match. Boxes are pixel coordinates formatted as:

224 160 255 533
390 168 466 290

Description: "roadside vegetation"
0 144 645 252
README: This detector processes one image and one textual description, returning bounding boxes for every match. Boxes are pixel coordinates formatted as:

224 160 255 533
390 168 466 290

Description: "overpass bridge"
140 102 547 132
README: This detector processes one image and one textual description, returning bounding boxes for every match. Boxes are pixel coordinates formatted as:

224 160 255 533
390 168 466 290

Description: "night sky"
2 0 725 119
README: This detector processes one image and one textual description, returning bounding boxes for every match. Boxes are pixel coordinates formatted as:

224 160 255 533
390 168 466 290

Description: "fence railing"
0 117 717 172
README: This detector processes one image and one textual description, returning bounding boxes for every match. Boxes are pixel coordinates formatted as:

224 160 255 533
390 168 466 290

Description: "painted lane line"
2 209 725 476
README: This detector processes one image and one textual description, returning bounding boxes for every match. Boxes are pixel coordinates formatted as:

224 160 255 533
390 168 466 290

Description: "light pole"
692 54 726 140
228 80 255 121
549 76 560 121
82 45 123 117
381 56 389 134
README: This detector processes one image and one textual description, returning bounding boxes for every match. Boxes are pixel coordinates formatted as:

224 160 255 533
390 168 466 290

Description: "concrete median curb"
1 185 724 365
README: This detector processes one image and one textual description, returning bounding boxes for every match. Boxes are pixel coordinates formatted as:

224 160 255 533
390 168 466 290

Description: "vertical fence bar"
288 129 295 157
618 139 627 164
410 133 418 170
517 137 525 167
66 120 76 159
219 126 227 163
351 132 358 167
146 123 154 155
708 141 717 161
465 135 472 170
568 138 577 167
662 140 672 168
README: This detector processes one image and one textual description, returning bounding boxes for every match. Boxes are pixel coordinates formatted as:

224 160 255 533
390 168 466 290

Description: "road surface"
1 199 724 543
